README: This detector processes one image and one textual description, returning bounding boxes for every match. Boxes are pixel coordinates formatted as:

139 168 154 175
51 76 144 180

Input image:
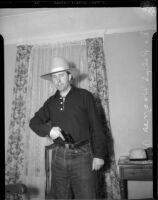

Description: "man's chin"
57 86 64 91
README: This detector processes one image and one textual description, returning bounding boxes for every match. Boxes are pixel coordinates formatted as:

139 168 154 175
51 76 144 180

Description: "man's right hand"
49 127 65 141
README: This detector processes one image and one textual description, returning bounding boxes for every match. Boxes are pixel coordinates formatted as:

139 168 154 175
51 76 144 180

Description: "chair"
5 184 27 194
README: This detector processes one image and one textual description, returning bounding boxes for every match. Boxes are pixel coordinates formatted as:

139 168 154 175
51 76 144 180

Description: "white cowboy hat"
40 56 78 81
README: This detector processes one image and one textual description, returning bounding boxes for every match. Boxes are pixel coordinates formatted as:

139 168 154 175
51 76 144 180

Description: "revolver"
61 130 75 143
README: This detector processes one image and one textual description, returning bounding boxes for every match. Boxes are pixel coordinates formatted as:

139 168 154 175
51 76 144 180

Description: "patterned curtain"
86 37 120 199
5 45 33 200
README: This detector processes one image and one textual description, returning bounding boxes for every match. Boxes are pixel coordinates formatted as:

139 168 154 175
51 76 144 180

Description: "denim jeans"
50 142 97 199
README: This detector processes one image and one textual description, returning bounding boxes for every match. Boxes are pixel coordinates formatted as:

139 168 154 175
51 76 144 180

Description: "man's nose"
56 76 62 82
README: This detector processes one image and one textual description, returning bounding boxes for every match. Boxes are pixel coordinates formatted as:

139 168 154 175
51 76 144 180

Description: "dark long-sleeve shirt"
29 85 106 159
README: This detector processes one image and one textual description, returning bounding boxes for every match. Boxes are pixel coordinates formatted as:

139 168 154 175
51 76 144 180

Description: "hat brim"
40 68 79 81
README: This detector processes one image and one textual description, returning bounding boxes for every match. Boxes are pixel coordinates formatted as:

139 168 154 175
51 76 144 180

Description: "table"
118 160 153 199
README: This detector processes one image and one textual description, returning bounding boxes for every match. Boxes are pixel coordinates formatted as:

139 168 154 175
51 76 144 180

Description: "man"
29 56 106 199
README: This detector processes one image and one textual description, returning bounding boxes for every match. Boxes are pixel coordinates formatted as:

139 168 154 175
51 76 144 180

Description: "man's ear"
68 73 72 81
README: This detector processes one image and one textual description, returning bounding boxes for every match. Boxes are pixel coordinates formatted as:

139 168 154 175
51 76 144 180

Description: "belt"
57 140 90 149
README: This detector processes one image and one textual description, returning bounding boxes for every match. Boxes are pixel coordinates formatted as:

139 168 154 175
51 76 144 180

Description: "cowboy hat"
40 57 78 81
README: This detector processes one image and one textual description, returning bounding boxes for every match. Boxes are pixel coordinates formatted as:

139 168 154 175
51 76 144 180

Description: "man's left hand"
92 157 104 170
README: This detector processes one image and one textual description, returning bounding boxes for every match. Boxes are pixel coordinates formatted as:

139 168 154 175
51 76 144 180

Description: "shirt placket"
59 96 65 111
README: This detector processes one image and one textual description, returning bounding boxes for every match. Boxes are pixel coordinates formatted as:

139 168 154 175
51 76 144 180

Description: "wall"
104 30 154 199
0 8 156 44
2 8 156 199
104 31 153 161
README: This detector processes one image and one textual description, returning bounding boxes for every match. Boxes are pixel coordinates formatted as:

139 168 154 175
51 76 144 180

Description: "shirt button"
60 108 63 111
60 102 63 104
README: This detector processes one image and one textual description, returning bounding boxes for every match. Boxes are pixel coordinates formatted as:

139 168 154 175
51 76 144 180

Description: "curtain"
86 38 120 199
5 45 33 200
5 38 120 200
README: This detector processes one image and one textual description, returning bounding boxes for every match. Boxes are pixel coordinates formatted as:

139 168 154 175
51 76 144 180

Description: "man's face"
51 71 71 92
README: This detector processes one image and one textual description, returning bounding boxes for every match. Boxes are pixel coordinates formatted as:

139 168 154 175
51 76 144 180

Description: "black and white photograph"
1 3 157 200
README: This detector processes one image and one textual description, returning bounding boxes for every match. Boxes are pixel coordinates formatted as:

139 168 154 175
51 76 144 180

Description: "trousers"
49 142 97 199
